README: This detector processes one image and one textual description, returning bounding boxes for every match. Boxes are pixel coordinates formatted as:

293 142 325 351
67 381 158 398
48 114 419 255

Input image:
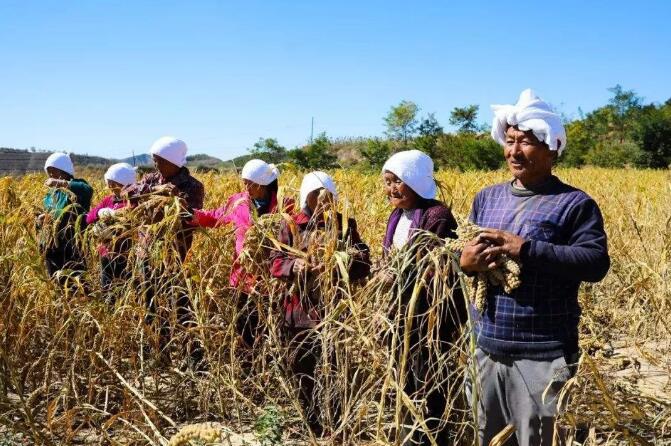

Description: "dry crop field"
0 167 669 445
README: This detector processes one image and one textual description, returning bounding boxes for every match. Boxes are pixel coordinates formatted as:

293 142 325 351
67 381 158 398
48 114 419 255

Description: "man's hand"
460 236 499 273
479 229 526 261
45 178 68 188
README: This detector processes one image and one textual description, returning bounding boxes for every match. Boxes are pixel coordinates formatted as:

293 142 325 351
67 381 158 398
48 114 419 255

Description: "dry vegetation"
0 168 669 445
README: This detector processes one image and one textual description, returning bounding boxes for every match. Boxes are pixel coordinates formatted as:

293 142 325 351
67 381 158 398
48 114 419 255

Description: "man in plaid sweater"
460 89 610 446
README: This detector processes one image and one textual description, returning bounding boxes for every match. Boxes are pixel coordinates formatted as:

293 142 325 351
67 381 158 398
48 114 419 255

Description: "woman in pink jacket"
86 163 136 303
191 159 294 347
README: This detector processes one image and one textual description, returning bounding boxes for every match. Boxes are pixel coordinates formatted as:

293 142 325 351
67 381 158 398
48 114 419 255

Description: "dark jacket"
122 167 204 262
383 199 466 346
270 210 371 329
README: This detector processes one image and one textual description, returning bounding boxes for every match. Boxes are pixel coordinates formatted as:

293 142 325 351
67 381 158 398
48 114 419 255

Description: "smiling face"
383 171 420 210
504 126 557 187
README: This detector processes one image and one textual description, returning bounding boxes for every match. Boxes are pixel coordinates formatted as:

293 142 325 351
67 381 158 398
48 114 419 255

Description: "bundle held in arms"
442 222 522 312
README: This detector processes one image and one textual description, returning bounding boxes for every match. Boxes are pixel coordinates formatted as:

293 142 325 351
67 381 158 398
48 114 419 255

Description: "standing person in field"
461 89 610 446
269 171 371 437
37 152 94 286
86 162 136 304
190 159 294 349
379 150 466 446
122 136 205 367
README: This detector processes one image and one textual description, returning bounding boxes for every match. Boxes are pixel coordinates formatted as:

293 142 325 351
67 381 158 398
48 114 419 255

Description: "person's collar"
162 167 188 184
509 175 558 196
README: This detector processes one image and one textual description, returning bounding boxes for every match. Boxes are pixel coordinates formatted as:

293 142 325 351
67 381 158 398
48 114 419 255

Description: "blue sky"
1 0 669 160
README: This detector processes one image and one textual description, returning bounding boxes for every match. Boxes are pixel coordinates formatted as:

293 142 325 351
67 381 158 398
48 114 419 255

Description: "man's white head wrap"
300 171 338 210
104 163 137 186
241 159 279 186
491 89 567 155
150 136 188 167
382 150 437 199
44 152 75 176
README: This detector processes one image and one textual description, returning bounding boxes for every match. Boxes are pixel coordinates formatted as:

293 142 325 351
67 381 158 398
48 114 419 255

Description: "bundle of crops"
0 177 18 208
237 211 286 277
441 222 522 312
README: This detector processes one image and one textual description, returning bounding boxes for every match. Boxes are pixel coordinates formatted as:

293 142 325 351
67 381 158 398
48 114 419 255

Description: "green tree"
584 140 644 168
559 120 592 167
360 138 392 169
632 104 671 168
415 113 444 161
449 105 480 134
607 84 643 142
287 133 338 169
384 100 419 146
437 133 502 170
248 137 287 164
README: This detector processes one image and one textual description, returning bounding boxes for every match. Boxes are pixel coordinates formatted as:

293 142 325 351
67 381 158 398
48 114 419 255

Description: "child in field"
86 163 136 303
38 152 94 286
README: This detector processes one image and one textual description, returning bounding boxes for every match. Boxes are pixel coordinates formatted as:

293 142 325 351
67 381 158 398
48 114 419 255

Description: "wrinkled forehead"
505 125 540 142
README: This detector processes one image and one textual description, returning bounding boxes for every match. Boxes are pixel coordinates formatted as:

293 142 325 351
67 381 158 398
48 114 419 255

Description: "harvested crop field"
0 167 669 445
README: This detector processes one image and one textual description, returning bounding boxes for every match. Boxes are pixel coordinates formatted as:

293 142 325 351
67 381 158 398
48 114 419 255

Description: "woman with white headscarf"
380 150 466 446
269 171 371 436
86 163 137 303
38 152 94 285
190 159 294 348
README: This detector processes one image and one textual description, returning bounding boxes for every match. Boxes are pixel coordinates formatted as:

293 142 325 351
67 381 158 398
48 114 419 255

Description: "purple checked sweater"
469 176 610 359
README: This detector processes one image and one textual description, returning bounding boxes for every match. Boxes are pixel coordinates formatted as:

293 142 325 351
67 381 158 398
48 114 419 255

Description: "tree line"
247 85 671 170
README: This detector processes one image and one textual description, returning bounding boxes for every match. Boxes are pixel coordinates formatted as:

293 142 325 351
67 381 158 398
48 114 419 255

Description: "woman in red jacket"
190 159 293 348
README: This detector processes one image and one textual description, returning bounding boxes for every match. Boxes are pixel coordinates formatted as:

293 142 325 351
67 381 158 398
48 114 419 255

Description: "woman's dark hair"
266 178 279 195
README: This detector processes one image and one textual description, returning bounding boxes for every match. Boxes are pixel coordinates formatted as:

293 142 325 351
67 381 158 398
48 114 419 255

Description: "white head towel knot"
491 89 567 155
44 152 75 176
382 150 437 199
149 136 188 167
300 171 338 210
241 159 279 186
104 163 137 186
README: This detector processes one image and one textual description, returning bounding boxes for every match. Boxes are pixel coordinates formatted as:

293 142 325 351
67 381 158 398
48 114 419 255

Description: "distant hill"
0 148 225 176
118 153 153 167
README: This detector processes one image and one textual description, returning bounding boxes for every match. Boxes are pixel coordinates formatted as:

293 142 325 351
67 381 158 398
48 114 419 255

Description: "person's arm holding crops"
345 218 371 282
86 196 114 225
190 195 236 228
270 220 298 280
481 198 610 283
121 173 157 202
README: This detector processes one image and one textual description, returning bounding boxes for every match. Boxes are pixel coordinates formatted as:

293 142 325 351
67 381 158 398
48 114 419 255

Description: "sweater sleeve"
520 198 610 283
269 220 297 280
425 206 458 240
345 218 371 282
86 195 112 225
191 207 228 228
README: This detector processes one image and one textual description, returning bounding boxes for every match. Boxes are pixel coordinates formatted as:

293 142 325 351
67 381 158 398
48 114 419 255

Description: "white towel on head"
381 150 437 199
44 152 75 176
300 171 338 210
241 159 279 186
149 136 188 167
104 163 137 186
491 89 567 155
